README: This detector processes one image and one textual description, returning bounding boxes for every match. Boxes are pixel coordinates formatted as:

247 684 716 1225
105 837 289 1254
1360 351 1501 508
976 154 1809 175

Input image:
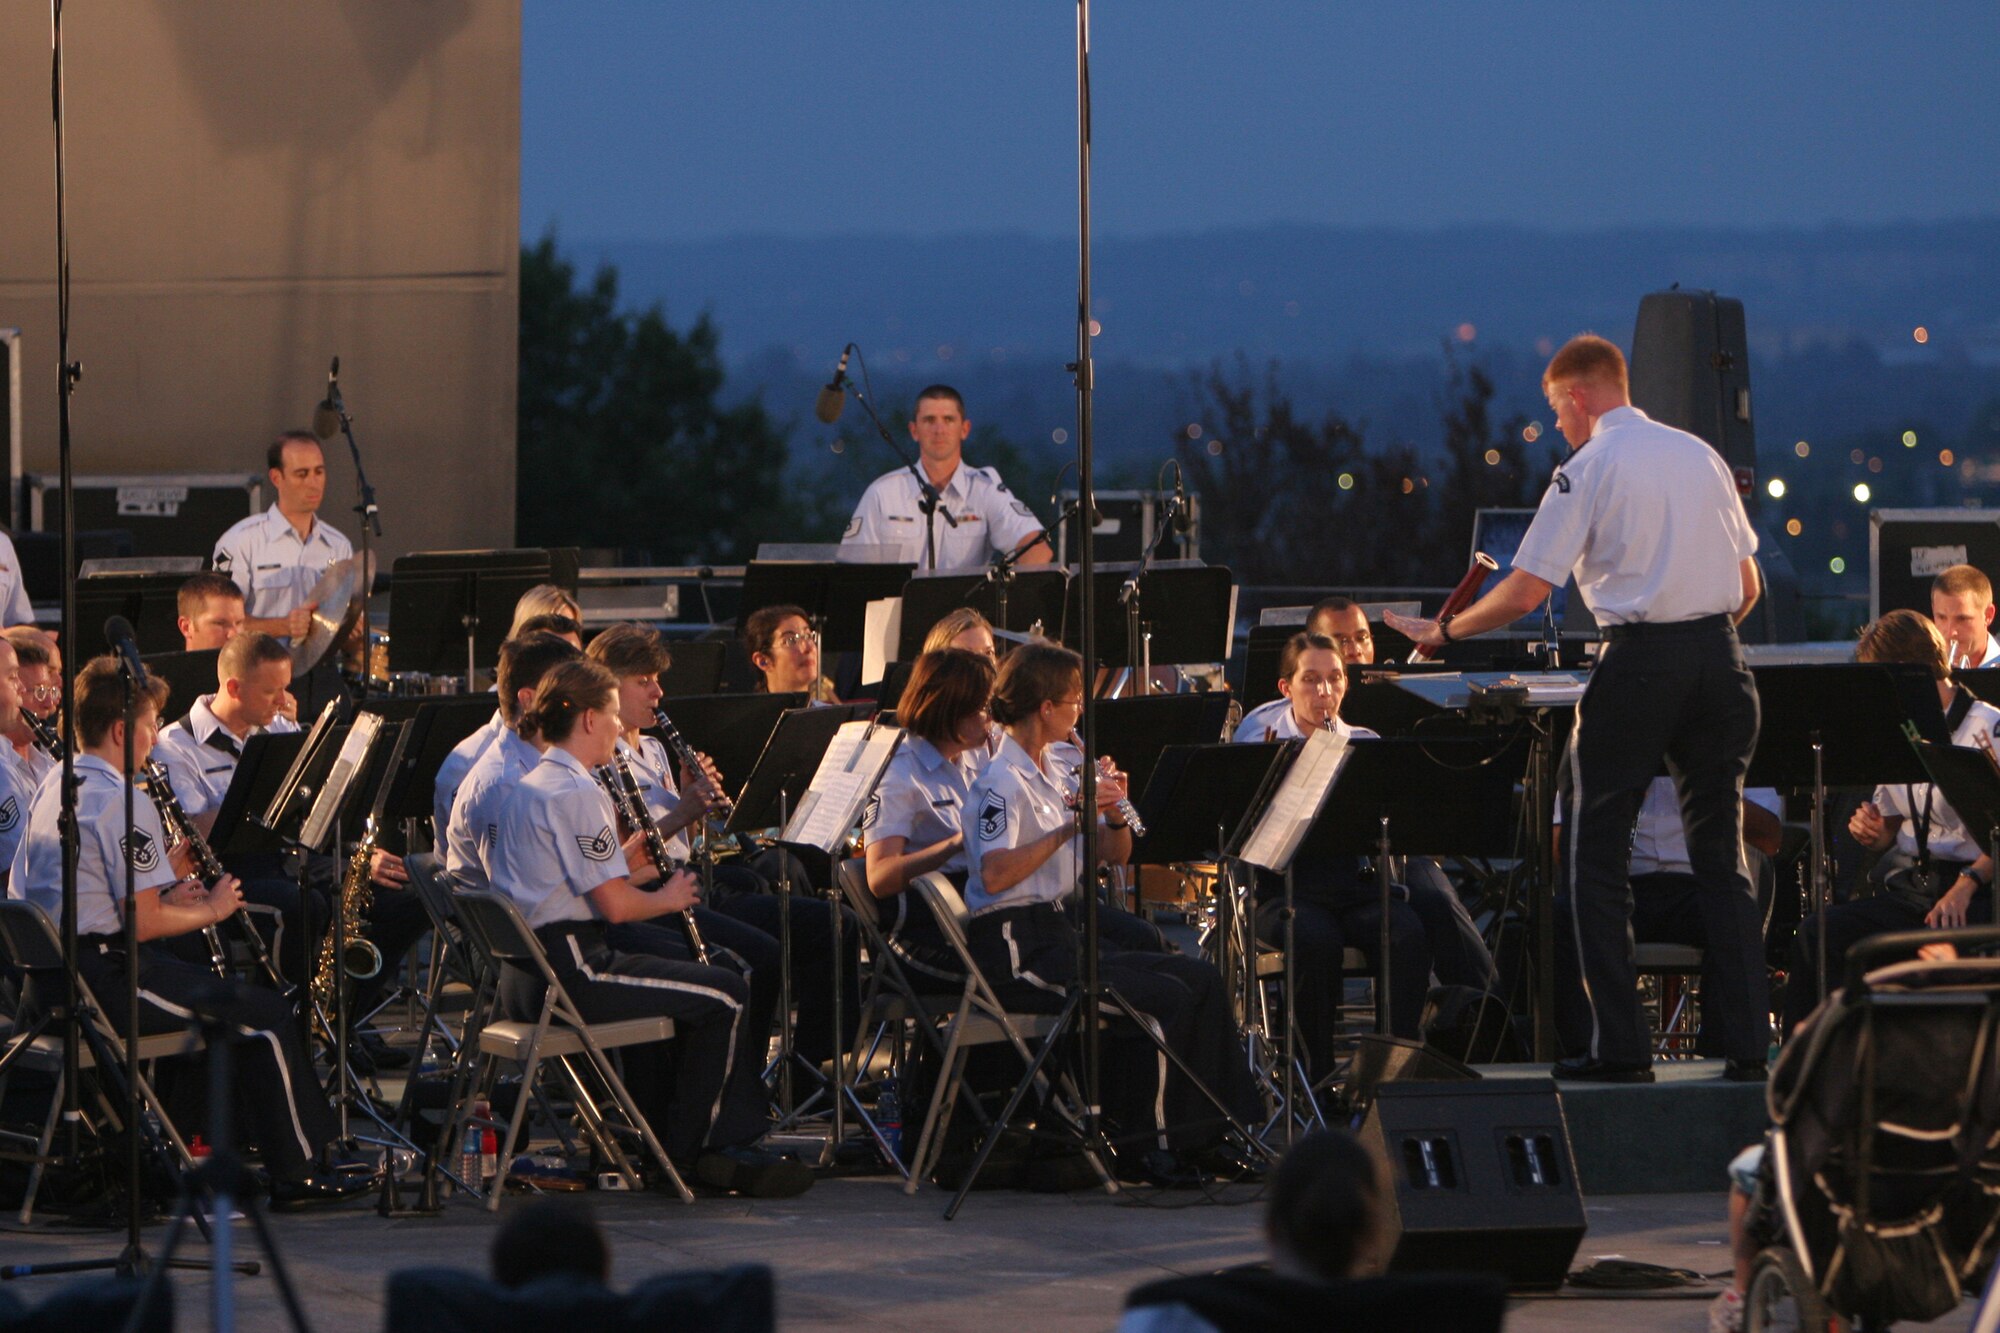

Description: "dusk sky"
522 2 2000 243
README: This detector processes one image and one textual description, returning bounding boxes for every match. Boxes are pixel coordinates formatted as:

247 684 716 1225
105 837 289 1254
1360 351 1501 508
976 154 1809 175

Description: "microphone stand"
320 372 381 699
846 360 959 572
1115 487 1181 698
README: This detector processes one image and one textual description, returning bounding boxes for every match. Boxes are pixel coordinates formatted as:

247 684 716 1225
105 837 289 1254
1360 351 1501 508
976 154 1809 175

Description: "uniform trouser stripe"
1002 920 1067 996
1563 699 1603 1061
565 936 742 1150
137 987 314 1163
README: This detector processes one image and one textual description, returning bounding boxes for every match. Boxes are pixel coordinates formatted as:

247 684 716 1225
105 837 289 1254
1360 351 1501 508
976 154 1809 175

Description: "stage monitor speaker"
1352 1079 1586 1292
1870 508 2000 624
1629 289 1757 501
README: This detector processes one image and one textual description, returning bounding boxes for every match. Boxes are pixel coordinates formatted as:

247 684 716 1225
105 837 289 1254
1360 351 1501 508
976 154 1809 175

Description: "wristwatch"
1437 613 1458 644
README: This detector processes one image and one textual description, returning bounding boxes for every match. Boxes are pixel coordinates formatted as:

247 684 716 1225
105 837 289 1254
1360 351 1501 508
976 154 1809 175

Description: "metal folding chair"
449 889 693 1208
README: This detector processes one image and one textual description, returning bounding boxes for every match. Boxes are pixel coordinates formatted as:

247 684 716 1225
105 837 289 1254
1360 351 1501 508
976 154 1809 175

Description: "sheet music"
1494 672 1588 705
782 720 905 853
1238 725 1352 873
300 711 383 851
862 596 903 686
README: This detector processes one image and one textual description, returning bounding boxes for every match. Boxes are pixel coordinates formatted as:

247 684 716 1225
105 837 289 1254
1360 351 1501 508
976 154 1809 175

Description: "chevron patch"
575 827 617 863
122 829 160 873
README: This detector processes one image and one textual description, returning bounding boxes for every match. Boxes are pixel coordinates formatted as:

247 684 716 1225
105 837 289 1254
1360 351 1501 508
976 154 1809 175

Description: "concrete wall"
0 2 520 565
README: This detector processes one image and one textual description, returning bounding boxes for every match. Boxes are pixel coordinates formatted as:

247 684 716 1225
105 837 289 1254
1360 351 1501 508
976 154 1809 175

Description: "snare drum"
1137 862 1219 909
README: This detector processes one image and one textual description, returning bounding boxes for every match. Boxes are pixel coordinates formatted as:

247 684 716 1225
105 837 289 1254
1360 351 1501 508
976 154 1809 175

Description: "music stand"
387 549 553 687
894 569 1070 660
724 704 876 836
1092 692 1234 804
1060 561 1234 669
75 571 188 656
207 732 308 861
740 560 915 655
655 693 805 802
1910 734 2000 865
140 648 221 725
259 701 349 841
1340 664 1456 738
360 696 497 843
1953 667 2000 708
659 640 726 697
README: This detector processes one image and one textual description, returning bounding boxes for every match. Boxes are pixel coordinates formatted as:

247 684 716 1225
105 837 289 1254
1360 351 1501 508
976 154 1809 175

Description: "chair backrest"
910 873 971 947
0 900 67 975
451 889 549 972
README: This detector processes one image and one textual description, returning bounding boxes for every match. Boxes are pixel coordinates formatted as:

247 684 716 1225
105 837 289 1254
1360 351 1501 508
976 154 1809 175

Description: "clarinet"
139 760 293 995
650 707 733 818
595 750 709 965
22 708 61 758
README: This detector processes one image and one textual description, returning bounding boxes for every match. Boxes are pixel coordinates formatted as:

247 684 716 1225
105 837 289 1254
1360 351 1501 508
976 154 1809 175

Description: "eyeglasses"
774 630 819 652
25 684 58 702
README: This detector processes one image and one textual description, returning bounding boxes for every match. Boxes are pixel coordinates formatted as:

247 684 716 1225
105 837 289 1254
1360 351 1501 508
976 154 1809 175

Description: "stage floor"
0 1179 1981 1330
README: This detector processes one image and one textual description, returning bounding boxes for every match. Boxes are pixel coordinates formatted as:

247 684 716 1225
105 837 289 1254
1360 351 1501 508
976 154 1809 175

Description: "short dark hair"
1307 595 1360 625
1265 1129 1386 1282
497 632 583 728
1277 631 1341 686
6 628 51 670
743 603 809 665
178 572 244 619
490 1197 608 1289
520 659 617 746
913 384 965 414
76 655 170 748
217 631 293 686
585 622 672 678
990 640 1081 727
266 430 321 474
900 649 996 746
516 613 582 642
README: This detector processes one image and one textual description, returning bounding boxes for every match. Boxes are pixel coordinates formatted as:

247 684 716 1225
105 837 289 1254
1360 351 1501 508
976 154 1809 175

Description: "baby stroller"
1747 927 2000 1332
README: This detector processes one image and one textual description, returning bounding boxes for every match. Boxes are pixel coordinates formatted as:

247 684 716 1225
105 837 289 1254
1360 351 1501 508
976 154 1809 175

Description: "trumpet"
139 760 291 994
650 707 733 819
1409 552 1500 662
596 750 708 964
1067 729 1147 838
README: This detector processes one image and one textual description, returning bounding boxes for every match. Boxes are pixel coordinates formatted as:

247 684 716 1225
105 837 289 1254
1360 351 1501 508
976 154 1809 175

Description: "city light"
1766 478 1787 499
1523 423 1541 443
1942 449 1956 467
1794 441 1810 458
1483 449 1501 465
1337 472 1354 490
1853 483 1872 503
1902 430 1918 447
1785 518 1803 536
1830 557 1847 574
1914 327 1929 344
1185 423 1202 440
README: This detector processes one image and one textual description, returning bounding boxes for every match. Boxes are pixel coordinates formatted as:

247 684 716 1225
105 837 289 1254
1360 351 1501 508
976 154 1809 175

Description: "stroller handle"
1843 925 2000 991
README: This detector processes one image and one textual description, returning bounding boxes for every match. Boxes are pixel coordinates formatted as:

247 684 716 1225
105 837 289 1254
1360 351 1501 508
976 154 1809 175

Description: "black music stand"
207 732 309 861
1910 735 2000 867
362 695 497 846
740 560 915 656
1958 667 2000 708
1293 736 1525 1044
1060 562 1233 671
1092 692 1235 803
387 549 553 687
895 569 1070 660
1340 664 1456 738
140 648 221 724
659 640 727 697
655 692 805 801
75 572 189 656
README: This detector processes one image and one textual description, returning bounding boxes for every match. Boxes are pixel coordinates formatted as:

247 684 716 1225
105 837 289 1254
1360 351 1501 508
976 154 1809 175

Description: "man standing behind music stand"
212 431 352 643
1388 334 1765 1084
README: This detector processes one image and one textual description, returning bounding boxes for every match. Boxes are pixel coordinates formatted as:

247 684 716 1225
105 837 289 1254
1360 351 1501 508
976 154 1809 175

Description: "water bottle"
877 1076 901 1163
480 1128 499 1183
459 1123 481 1193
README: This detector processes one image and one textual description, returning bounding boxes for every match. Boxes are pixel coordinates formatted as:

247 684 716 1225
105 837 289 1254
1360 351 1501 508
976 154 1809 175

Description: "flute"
1067 729 1147 837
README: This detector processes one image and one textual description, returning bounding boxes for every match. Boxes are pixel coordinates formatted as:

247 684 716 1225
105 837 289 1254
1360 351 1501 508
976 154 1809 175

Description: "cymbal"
291 555 360 672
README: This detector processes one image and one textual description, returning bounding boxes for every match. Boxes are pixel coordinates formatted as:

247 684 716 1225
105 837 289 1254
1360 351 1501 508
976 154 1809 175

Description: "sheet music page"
862 596 903 686
1238 725 1351 873
783 720 905 852
301 711 383 850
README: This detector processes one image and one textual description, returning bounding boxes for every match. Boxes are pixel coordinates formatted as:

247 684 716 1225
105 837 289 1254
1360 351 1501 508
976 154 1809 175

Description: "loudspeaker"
1353 1079 1586 1292
1629 289 1756 500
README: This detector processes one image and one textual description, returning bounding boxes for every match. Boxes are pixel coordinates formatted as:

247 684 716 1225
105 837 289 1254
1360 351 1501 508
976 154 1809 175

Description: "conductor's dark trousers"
1565 615 1764 1065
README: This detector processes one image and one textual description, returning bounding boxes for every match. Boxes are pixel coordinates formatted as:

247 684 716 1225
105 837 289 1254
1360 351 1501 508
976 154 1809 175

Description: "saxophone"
312 818 384 1018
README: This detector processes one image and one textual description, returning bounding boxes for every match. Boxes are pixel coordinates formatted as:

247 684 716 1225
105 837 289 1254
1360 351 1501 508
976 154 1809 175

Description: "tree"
517 233 836 561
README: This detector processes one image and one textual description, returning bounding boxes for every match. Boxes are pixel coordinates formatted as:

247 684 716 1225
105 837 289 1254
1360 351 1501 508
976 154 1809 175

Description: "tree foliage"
517 233 825 562
1175 347 1556 588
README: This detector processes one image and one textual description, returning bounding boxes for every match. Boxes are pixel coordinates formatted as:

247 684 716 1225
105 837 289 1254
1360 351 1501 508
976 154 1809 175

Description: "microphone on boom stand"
815 345 852 425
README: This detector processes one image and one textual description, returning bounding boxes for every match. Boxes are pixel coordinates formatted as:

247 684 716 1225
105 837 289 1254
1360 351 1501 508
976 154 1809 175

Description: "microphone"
104 615 147 684
311 356 342 440
1170 463 1192 536
814 345 851 425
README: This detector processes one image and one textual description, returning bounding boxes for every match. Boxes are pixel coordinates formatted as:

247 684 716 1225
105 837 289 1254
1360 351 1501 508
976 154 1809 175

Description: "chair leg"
487 1055 539 1213
906 1036 970 1196
19 1065 62 1226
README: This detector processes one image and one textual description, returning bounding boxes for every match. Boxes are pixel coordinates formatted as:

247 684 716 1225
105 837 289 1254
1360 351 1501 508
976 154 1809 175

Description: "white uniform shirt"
153 694 301 819
965 733 1103 915
212 504 353 624
862 736 982 876
432 710 505 841
840 463 1044 573
1976 634 2000 669
619 735 694 863
10 740 55 792
1231 700 1372 745
446 727 542 894
1874 697 2000 866
490 747 630 929
1511 406 1757 627
0 532 37 627
1628 778 1784 877
0 745 36 877
12 754 176 935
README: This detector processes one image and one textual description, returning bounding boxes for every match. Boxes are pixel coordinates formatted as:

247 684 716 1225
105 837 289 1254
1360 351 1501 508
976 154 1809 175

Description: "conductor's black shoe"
269 1169 375 1211
1551 1056 1655 1084
1723 1059 1768 1083
694 1145 815 1199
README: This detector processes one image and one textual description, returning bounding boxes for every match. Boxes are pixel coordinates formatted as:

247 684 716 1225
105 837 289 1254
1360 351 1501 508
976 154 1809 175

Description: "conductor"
1387 334 1764 1083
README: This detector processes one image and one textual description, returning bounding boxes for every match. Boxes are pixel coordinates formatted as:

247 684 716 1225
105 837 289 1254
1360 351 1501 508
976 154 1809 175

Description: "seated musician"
745 603 835 702
1784 609 1998 1035
965 640 1264 1183
1306 596 1375 666
1231 632 1434 1058
9 658 372 1207
1553 778 1780 1069
431 585 583 843
153 633 426 1067
487 659 811 1197
862 647 998 988
924 607 999 660
446 633 584 897
0 639 39 884
4 628 61 788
